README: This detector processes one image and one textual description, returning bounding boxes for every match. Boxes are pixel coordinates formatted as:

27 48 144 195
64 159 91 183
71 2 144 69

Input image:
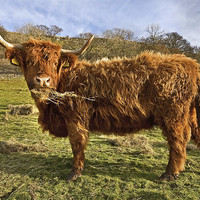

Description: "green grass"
0 78 199 200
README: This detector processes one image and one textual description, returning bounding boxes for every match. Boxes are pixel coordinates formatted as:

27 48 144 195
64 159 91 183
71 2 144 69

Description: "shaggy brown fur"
4 39 200 181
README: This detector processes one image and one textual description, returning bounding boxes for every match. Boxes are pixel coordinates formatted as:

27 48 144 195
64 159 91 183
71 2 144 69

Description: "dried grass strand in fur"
30 89 96 105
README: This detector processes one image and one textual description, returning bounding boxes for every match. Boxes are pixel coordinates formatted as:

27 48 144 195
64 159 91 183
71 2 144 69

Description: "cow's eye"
26 59 33 65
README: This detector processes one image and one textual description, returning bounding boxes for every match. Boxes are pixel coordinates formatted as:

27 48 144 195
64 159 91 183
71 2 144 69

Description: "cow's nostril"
36 77 41 83
46 78 50 83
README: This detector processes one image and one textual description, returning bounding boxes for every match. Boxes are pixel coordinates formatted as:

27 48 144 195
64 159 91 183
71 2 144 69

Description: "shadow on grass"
0 147 161 182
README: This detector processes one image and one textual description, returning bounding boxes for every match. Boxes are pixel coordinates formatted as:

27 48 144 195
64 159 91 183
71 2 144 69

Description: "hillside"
0 31 200 77
0 32 141 77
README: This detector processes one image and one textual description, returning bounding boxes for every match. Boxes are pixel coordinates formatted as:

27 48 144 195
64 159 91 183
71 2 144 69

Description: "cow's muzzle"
34 75 52 88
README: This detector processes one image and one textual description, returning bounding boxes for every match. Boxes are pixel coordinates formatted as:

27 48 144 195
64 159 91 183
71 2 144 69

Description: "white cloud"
0 0 200 46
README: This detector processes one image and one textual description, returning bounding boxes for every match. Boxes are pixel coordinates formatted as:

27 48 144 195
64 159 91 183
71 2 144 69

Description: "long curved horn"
0 35 23 49
61 35 94 55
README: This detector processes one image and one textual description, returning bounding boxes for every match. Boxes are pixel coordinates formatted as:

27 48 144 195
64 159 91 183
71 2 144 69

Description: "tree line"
0 23 200 62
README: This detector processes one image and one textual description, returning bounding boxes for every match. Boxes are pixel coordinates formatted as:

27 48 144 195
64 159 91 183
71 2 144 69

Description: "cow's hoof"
159 172 179 181
66 169 82 182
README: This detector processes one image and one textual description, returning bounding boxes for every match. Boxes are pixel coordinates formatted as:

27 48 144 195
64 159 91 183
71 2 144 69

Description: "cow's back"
58 52 199 134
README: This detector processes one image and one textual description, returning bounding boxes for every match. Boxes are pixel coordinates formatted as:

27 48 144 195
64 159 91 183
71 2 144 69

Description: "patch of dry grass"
108 134 155 155
8 104 37 115
187 143 199 151
0 139 48 154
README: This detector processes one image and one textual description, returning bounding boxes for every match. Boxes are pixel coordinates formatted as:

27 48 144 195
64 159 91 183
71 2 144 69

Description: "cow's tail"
193 96 200 148
192 75 200 148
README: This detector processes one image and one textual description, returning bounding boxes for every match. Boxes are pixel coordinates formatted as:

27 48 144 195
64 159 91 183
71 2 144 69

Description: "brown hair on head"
23 39 61 65
5 38 78 92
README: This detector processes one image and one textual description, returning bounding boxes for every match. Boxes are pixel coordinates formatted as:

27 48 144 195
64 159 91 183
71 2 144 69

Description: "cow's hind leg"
160 121 191 181
66 121 89 181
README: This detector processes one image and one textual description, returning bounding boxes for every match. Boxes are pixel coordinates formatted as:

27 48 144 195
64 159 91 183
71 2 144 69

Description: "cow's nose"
35 76 51 87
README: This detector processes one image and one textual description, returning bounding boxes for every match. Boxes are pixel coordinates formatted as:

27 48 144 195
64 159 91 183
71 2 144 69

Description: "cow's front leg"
67 121 89 181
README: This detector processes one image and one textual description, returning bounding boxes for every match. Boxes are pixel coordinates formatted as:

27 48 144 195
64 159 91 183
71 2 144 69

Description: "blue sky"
0 0 200 46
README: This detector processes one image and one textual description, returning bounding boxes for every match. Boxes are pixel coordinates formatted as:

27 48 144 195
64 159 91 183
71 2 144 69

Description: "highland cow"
0 35 200 181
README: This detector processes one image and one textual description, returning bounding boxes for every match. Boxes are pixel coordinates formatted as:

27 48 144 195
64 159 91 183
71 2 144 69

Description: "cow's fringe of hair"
30 89 96 106
49 91 96 103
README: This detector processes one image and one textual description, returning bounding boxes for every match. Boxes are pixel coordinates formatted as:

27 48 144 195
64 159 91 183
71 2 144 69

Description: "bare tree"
77 32 94 38
140 24 167 52
47 25 63 37
16 24 63 37
145 24 165 43
35 25 49 34
102 28 134 40
16 23 46 37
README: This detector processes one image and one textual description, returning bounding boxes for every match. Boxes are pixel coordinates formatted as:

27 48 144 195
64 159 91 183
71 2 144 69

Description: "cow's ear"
61 54 78 69
5 48 22 67
11 57 20 66
62 61 70 69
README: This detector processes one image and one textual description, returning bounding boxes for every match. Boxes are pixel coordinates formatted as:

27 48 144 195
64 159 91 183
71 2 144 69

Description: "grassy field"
0 77 199 200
